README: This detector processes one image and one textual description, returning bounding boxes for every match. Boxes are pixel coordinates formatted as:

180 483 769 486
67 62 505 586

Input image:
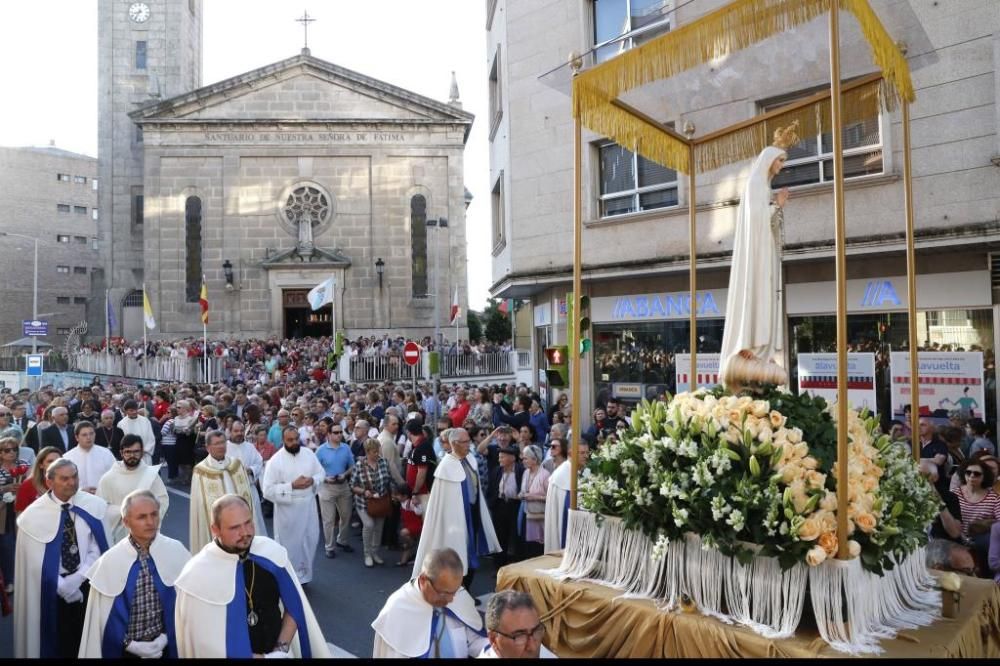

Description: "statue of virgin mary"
719 122 799 391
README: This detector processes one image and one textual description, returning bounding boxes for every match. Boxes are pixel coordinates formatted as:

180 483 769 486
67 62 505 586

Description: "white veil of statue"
719 123 799 390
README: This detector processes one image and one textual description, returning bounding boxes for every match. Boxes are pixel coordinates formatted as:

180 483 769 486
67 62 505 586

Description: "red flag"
449 287 460 325
497 298 510 315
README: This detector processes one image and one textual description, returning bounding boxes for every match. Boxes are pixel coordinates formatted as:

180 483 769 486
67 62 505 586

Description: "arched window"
411 195 428 297
185 196 202 303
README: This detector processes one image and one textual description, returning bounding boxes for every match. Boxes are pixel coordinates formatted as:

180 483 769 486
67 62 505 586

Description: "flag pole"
203 274 208 382
142 282 148 359
104 288 110 352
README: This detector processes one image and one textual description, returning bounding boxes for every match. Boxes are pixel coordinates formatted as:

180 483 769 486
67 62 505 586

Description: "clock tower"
96 0 203 338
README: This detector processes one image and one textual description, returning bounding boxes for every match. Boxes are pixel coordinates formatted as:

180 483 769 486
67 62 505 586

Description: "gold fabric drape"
572 0 913 174
498 556 1000 658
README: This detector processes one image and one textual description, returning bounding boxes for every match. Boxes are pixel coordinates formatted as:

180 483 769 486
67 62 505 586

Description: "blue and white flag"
307 277 335 311
106 290 117 332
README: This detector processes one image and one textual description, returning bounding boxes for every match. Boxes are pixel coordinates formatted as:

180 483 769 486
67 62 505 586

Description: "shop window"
185 196 202 303
410 195 428 297
761 86 883 189
598 141 678 217
593 0 673 63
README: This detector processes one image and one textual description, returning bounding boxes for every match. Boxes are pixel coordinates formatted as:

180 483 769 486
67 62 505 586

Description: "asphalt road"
0 483 500 658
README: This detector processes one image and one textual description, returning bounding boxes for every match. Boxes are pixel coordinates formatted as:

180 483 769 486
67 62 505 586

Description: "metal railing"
0 356 71 372
348 355 415 383
440 351 512 378
72 353 232 384
348 351 518 383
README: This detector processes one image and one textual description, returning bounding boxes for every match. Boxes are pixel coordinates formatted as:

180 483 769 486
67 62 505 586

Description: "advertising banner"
674 353 721 394
797 353 878 414
889 351 984 419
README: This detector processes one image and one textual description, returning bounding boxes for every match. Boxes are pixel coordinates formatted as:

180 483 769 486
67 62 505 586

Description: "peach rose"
818 531 838 557
806 545 828 567
751 400 769 418
847 540 861 559
820 491 838 512
769 410 786 429
861 475 878 492
854 512 877 534
797 516 822 541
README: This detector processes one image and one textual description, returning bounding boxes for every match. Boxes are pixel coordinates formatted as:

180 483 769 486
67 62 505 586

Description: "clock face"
128 2 151 23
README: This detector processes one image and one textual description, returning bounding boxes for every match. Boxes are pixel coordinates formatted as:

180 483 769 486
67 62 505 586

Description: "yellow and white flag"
142 289 156 330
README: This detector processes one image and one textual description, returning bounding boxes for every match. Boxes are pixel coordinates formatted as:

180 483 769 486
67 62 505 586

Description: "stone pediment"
130 50 473 137
261 245 352 270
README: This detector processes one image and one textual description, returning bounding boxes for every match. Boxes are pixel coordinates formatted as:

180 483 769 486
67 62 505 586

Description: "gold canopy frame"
567 0 920 562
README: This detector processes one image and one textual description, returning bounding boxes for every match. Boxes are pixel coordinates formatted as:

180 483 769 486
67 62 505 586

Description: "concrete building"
97 0 470 341
487 0 1000 424
0 145 99 349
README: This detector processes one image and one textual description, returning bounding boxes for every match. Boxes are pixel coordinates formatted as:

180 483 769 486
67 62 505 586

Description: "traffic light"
566 292 592 357
544 345 568 387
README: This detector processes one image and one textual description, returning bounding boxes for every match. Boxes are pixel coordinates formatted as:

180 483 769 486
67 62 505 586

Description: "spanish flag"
199 278 209 324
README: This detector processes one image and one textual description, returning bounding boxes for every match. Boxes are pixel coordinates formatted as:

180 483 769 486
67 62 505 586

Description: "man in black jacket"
492 394 531 432
41 406 76 452
487 443 524 567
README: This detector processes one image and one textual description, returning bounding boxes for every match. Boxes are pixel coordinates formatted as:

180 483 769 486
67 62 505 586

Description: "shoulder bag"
364 461 392 518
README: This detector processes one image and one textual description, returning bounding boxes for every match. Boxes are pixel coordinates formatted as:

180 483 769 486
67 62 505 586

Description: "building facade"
488 0 1000 425
97 0 470 341
0 146 99 349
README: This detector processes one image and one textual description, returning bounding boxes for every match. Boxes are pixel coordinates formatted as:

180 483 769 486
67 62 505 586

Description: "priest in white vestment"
411 428 501 588
62 422 116 494
79 490 190 657
189 430 262 555
262 426 324 584
116 400 157 465
174 495 330 658
543 438 591 554
227 420 268 537
14 459 110 658
373 547 488 658
97 435 170 543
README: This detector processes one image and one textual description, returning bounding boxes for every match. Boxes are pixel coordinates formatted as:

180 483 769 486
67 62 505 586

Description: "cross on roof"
296 10 316 50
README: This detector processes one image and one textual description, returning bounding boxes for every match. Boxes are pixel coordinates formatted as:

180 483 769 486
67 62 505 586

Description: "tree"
466 310 483 343
482 298 511 344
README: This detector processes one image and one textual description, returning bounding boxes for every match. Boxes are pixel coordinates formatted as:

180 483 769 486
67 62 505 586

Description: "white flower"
673 506 689 527
725 509 745 533
2 492 14 504
651 533 670 561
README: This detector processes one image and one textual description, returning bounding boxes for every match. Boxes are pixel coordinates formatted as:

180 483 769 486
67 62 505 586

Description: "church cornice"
129 52 474 141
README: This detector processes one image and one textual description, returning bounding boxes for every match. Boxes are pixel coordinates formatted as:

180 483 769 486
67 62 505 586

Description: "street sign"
22 320 48 337
26 354 44 377
403 341 421 367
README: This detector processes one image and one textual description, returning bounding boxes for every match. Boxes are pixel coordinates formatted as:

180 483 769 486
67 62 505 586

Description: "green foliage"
482 298 510 344
466 310 483 343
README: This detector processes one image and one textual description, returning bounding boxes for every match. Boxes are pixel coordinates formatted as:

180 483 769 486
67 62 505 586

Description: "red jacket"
449 400 471 428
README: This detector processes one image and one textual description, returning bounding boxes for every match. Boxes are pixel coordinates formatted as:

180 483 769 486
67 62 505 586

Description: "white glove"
126 635 166 659
2 492 14 504
263 649 291 659
57 572 85 602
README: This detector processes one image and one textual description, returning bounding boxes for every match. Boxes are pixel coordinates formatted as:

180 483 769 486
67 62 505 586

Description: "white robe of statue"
78 534 191 657
544 460 575 555
719 144 788 388
261 446 324 584
96 461 170 543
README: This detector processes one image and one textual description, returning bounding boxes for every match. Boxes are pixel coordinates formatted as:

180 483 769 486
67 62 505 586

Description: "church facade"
96 1 472 341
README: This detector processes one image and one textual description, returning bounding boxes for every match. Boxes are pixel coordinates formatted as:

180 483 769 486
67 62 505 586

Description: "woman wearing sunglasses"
954 459 1000 568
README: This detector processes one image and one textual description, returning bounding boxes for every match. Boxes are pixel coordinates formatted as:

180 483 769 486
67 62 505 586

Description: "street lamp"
375 257 385 290
222 259 235 289
0 232 40 355
425 217 449 347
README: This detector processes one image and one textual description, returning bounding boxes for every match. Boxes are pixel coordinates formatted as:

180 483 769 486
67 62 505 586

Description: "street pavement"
0 481 500 658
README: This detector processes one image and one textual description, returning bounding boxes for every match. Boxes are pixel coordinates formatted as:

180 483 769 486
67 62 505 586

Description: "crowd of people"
0 340 601 658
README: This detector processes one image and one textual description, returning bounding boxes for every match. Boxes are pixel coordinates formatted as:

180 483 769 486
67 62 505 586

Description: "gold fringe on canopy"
571 0 913 174
695 75 884 172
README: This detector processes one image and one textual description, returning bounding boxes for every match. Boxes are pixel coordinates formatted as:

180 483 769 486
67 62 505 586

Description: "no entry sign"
403 341 421 367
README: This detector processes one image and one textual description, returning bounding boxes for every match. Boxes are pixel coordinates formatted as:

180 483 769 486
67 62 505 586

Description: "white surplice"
115 415 157 465
96 461 170 543
63 444 117 492
261 446 324 584
188 456 261 555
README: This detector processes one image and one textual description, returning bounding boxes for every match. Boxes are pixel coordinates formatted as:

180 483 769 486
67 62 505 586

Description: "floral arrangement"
579 387 939 573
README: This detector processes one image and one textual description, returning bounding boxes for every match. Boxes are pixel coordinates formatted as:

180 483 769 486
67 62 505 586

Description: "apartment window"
73 175 87 184
92 179 99 191
762 87 883 189
56 234 70 243
136 41 147 70
74 205 87 215
74 235 87 244
73 266 87 275
57 173 71 182
56 265 70 274
593 0 673 63
598 141 678 217
92 208 99 220
56 297 70 304
491 172 505 253
57 203 71 213
74 297 87 305
185 196 202 303
132 187 144 227
410 195 428 297
488 47 502 140
57 327 72 335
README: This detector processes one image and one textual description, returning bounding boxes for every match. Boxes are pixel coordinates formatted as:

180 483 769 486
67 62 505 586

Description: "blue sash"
561 490 571 549
223 554 313 658
40 505 109 658
416 605 487 659
459 482 489 571
101 557 178 658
